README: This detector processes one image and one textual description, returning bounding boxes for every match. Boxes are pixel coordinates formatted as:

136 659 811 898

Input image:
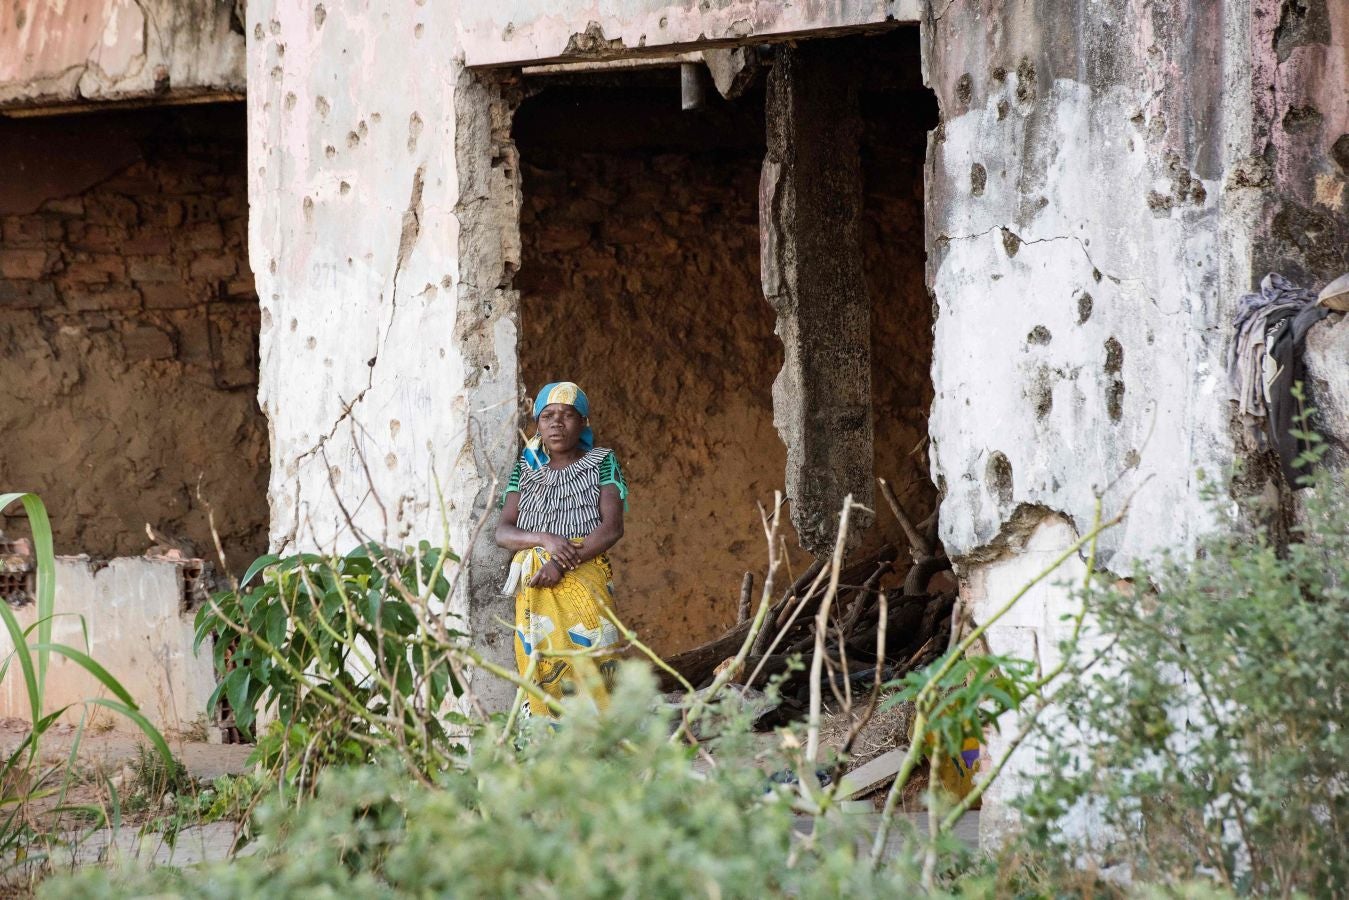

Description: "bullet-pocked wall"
0 104 269 570
514 32 936 656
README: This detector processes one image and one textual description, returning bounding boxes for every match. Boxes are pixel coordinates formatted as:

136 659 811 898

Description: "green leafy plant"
194 542 467 784
0 492 172 876
127 745 193 806
1016 427 1349 896
41 665 933 899
133 769 273 849
31 480 1140 896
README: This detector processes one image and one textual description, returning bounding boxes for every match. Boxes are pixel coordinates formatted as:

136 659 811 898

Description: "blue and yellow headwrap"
523 381 593 469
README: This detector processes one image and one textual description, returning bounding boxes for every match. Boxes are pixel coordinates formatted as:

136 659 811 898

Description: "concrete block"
0 557 217 736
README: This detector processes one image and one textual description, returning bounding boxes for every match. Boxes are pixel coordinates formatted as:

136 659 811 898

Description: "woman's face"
537 403 585 454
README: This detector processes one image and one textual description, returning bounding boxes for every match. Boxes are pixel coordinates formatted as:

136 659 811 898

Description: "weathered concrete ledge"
0 557 216 737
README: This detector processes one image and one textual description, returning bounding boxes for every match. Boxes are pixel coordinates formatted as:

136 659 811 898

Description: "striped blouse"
504 447 628 538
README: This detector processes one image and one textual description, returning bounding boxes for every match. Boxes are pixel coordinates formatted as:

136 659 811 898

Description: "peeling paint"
0 0 244 110
458 0 923 67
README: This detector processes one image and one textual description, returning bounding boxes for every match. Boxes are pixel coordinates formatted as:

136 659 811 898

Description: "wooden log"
736 571 754 625
878 477 931 559
775 544 898 631
846 593 927 660
660 627 752 689
660 546 901 690
840 560 892 637
656 653 796 693
903 556 952 596
773 559 827 630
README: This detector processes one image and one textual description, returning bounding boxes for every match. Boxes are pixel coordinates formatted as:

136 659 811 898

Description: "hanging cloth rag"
1229 273 1317 428
1265 302 1329 486
1228 273 1329 487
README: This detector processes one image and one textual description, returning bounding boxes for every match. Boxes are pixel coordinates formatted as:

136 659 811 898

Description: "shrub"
194 542 465 784
1016 465 1349 896
42 665 933 899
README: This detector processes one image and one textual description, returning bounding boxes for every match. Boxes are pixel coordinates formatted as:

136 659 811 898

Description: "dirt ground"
0 717 251 787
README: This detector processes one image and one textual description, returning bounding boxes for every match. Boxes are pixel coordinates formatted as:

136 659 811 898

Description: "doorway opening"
510 28 937 657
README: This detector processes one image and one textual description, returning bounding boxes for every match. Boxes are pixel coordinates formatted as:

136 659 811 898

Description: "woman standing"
496 382 628 716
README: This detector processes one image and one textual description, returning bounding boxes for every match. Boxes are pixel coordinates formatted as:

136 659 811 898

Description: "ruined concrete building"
2 0 1346 834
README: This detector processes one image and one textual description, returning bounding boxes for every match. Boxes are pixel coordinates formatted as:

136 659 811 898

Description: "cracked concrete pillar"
760 44 874 556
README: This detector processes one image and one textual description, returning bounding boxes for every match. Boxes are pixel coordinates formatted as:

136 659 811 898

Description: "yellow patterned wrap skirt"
506 544 621 717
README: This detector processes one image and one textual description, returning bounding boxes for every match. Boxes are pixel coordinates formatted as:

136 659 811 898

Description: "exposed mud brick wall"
860 36 941 553
515 78 803 656
0 105 268 570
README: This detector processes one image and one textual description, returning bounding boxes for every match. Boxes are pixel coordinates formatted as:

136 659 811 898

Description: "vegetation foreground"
4 448 1347 897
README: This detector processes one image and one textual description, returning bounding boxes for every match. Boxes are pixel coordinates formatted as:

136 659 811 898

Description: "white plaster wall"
923 4 1261 844
250 1 490 556
958 516 1092 837
929 77 1237 571
0 558 215 735
247 0 524 702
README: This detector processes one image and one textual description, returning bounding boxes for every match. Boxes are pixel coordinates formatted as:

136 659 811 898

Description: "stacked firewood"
656 480 958 717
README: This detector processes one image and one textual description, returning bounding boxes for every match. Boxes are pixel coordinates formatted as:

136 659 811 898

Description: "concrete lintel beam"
521 53 701 76
461 2 920 69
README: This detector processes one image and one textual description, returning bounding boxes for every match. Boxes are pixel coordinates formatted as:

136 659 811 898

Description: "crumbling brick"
121 323 176 359
0 280 57 308
0 249 56 280
127 257 180 282
188 254 237 280
64 254 128 283
65 286 142 312
2 215 65 245
142 282 207 309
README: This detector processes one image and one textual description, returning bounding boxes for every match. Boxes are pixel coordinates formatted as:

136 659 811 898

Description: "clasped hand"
528 534 581 588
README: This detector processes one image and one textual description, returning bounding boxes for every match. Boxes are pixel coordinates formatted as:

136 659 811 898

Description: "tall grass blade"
90 700 172 764
0 493 55 699
0 603 40 732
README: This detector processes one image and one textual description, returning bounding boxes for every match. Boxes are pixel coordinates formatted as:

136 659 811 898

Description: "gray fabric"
1229 272 1331 487
1230 273 1318 433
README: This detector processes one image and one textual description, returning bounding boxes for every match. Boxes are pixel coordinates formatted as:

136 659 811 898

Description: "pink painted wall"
1251 0 1348 284
0 0 244 110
